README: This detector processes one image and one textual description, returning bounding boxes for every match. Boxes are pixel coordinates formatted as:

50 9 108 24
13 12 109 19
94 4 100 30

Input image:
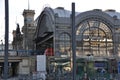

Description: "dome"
53 7 79 17
105 9 120 19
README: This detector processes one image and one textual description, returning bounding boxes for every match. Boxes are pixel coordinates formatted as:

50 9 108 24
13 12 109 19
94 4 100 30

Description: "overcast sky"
0 0 120 43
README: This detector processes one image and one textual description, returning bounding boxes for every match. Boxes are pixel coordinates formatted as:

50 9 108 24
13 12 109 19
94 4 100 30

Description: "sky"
0 0 120 43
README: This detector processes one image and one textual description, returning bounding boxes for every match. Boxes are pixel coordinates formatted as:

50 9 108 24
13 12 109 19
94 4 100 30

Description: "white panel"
37 55 46 72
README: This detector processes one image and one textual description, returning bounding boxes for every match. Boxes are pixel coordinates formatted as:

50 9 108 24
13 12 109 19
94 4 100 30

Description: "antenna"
15 16 17 24
28 0 30 10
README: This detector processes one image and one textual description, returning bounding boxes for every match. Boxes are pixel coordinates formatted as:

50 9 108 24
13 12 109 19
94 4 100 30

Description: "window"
76 19 113 56
58 33 71 56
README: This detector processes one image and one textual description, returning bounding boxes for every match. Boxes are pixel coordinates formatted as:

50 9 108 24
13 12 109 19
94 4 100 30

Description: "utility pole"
71 2 76 80
4 0 9 79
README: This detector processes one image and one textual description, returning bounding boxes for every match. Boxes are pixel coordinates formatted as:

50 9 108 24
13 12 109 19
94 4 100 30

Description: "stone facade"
22 9 36 50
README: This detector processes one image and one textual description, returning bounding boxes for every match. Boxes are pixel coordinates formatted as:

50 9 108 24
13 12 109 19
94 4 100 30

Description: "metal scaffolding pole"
4 0 9 79
71 3 76 80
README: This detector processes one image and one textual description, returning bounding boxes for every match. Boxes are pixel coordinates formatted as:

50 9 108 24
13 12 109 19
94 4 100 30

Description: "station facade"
34 7 120 79
35 7 120 57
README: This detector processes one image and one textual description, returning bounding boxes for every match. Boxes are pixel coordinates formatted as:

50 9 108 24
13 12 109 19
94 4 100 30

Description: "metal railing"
0 50 41 57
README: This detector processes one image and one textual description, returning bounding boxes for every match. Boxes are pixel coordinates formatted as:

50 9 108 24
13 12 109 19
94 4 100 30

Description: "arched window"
76 19 113 57
58 33 71 56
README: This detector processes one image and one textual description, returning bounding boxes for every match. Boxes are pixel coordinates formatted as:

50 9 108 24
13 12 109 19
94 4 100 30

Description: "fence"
18 72 46 80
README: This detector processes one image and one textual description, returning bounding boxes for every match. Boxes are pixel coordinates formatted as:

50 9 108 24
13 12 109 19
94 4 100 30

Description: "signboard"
118 62 120 73
37 55 46 72
94 62 105 67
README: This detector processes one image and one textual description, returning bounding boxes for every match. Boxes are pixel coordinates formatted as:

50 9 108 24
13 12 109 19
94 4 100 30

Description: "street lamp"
84 54 94 79
1 40 3 50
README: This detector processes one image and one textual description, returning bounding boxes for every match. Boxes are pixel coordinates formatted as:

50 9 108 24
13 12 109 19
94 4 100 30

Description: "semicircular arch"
36 7 55 37
75 11 114 56
76 10 114 33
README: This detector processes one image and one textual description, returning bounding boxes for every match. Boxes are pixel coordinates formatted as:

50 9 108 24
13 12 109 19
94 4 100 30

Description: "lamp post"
71 3 76 80
4 0 9 79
